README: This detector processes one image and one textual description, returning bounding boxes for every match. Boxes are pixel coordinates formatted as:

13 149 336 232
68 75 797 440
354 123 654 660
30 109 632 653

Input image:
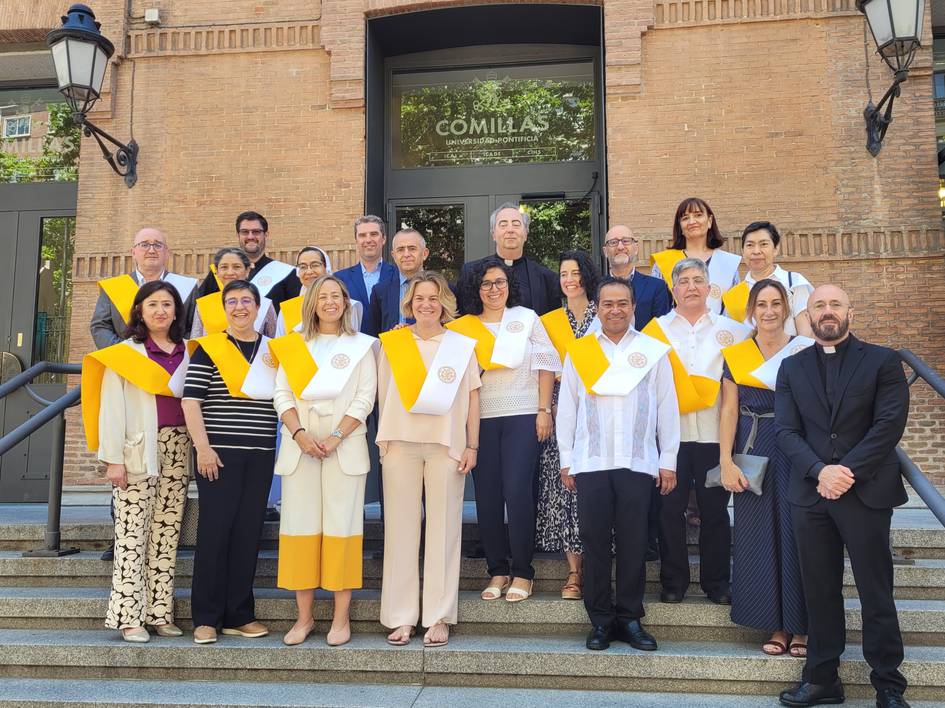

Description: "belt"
738 405 774 454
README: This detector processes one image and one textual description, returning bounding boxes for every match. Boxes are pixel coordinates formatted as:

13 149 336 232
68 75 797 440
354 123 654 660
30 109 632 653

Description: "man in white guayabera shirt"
557 277 680 651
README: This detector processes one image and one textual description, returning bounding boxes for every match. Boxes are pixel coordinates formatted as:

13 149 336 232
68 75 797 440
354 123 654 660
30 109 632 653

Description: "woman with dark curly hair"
535 250 601 600
448 257 561 603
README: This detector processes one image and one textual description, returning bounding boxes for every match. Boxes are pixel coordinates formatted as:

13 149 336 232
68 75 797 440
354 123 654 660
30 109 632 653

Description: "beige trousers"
380 441 466 628
106 426 190 630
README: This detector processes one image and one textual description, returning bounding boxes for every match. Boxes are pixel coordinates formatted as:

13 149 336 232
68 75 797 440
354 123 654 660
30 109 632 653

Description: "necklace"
228 332 261 362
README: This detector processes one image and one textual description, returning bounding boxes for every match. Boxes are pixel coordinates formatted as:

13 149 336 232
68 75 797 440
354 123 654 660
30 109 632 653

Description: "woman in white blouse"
450 257 561 603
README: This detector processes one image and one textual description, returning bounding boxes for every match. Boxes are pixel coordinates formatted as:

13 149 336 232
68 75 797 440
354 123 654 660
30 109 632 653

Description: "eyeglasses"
297 263 324 272
133 241 166 251
238 229 265 237
603 238 639 248
224 297 256 308
480 278 509 291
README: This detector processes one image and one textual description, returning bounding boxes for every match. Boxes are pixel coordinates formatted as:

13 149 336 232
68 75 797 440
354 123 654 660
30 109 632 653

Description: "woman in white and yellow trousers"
271 274 377 647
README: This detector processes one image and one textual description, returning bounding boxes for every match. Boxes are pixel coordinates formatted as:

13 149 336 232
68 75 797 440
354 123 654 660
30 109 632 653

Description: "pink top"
144 337 185 428
376 330 481 461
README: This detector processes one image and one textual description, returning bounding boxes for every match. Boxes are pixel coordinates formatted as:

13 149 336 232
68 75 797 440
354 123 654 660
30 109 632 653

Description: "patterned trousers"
106 426 190 630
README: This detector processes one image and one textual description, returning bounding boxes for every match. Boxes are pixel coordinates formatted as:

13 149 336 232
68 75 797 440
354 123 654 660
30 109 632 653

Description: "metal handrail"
0 361 81 557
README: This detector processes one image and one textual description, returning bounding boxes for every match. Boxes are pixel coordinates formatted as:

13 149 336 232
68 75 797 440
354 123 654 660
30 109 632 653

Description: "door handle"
16 332 22 347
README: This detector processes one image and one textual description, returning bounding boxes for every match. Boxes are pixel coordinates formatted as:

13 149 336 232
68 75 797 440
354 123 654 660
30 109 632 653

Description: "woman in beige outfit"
376 271 481 648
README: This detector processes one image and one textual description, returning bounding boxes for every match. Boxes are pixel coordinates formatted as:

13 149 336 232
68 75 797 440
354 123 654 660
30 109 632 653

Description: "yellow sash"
208 264 223 290
192 333 252 399
281 294 304 333
540 308 575 363
195 293 229 335
379 327 427 410
98 274 139 324
445 315 505 371
81 342 175 451
721 338 768 389
649 249 685 290
566 334 610 395
268 332 318 399
641 319 721 413
721 280 750 323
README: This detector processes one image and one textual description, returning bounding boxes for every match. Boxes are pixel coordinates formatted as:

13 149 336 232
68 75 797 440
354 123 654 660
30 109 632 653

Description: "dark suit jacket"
775 335 909 509
196 255 301 313
456 255 562 315
364 274 417 337
89 272 197 350
631 271 673 331
334 260 398 313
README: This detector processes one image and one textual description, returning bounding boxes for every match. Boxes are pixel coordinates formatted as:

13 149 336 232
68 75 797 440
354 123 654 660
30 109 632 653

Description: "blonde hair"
300 274 356 339
401 270 457 325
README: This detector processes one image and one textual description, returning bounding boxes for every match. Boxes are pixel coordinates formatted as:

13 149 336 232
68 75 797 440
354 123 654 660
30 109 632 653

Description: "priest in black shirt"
457 202 562 315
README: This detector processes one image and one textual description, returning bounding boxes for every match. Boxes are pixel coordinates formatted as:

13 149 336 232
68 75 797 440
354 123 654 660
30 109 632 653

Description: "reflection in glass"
34 217 75 383
522 199 593 273
394 204 465 283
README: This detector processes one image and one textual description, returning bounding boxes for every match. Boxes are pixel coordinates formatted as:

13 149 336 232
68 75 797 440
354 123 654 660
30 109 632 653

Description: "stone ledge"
126 22 322 59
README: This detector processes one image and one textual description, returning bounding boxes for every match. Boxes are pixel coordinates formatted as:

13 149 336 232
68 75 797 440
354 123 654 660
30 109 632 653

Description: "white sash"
167 345 191 397
591 333 669 396
410 330 477 415
240 336 277 400
163 272 197 303
251 260 295 297
751 336 815 391
254 296 274 333
658 312 752 380
491 306 536 369
707 250 742 314
301 333 376 400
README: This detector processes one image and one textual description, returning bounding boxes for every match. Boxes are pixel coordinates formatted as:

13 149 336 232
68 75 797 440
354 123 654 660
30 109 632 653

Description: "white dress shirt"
556 328 680 477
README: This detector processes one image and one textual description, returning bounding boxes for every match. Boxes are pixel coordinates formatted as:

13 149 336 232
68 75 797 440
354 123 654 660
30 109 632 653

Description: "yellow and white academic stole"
540 308 575 363
191 332 277 400
722 336 815 391
446 305 535 370
567 332 668 396
97 274 139 324
268 331 375 400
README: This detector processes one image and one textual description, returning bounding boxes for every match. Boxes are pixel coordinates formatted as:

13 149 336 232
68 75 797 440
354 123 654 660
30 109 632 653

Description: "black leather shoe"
659 590 685 603
265 507 280 522
100 543 114 561
708 591 732 605
614 619 657 651
585 624 613 651
645 540 659 561
876 688 910 708
778 680 845 707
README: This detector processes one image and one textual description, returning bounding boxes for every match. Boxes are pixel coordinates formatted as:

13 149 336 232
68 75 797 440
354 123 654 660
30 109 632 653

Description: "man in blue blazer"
334 214 398 332
364 228 429 337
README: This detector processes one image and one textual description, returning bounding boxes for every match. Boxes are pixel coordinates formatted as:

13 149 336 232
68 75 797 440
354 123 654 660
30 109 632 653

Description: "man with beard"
775 285 910 708
602 225 672 330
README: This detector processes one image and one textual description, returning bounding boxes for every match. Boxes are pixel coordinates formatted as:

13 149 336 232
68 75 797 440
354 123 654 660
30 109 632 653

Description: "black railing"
899 349 945 528
0 361 81 557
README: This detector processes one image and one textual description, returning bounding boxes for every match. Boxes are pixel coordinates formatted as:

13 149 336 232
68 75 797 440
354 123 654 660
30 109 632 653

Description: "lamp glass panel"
66 38 96 90
889 0 919 38
863 0 894 46
90 46 108 96
916 0 926 43
50 41 71 91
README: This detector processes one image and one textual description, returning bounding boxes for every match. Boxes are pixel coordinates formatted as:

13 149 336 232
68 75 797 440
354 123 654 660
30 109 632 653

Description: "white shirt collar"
595 327 637 349
135 269 167 284
665 308 716 328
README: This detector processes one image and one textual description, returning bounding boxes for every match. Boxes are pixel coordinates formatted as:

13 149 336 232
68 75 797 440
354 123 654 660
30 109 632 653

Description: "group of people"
81 199 913 708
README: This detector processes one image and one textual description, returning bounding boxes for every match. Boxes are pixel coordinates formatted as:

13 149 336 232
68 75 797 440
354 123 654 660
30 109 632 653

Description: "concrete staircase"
0 501 941 707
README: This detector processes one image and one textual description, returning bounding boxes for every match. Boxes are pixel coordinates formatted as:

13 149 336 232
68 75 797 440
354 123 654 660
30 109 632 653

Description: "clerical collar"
501 254 525 267
818 337 850 355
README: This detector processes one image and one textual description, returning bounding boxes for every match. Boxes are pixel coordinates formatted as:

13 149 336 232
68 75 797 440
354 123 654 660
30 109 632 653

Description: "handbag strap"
738 405 774 454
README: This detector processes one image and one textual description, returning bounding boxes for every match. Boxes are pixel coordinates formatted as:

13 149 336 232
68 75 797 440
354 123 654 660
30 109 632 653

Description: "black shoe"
644 542 659 562
613 619 657 651
876 688 910 708
707 591 732 605
265 507 280 522
585 624 613 651
659 590 685 603
778 680 845 707
100 543 114 561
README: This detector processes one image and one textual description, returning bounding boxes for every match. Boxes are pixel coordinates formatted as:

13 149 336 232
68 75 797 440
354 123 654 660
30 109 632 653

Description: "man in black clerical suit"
456 202 561 315
775 284 910 708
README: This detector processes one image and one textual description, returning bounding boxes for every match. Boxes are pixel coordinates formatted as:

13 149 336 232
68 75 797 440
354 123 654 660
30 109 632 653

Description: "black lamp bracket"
863 68 908 157
76 113 138 188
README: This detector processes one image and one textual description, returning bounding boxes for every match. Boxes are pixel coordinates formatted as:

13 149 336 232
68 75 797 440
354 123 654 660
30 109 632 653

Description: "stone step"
0 629 942 698
0 587 942 645
1 550 943 599
0 678 941 708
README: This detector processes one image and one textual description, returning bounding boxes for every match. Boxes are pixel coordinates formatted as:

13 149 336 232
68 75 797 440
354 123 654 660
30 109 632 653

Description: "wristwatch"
330 429 344 440
539 407 552 414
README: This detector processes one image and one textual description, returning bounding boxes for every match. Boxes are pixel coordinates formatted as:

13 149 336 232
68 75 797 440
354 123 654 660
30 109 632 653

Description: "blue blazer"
334 261 397 331
631 271 673 330
364 275 415 337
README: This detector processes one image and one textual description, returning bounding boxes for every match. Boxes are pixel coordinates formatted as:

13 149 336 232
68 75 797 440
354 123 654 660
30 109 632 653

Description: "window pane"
3 120 14 138
34 217 75 383
522 199 593 273
394 204 465 283
16 117 30 136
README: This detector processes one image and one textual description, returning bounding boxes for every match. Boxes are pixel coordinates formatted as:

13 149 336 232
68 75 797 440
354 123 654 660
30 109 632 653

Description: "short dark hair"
597 275 635 303
221 279 260 307
558 250 601 305
459 256 521 315
741 220 781 248
671 197 724 250
235 211 268 233
123 280 185 344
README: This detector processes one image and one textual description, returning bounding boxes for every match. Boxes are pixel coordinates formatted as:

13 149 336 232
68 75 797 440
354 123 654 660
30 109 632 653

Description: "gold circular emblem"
715 330 735 346
437 366 457 384
506 321 525 333
709 283 722 299
628 352 648 369
331 353 350 369
262 352 277 369
791 344 806 355
259 276 272 287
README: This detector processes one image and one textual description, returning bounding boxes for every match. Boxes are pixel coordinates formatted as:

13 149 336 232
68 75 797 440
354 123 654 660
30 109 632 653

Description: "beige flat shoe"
481 575 511 601
193 625 218 644
326 623 351 647
283 620 315 646
152 622 183 637
121 627 150 643
221 621 269 638
506 578 533 603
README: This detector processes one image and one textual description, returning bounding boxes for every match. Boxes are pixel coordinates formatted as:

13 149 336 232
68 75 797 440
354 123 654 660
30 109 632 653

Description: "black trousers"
472 414 538 580
792 493 906 693
575 468 652 627
648 485 661 549
191 447 274 628
659 442 730 596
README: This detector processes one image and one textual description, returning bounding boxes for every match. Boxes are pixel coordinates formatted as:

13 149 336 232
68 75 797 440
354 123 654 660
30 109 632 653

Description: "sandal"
789 641 808 658
506 578 533 603
561 571 582 600
762 639 788 655
386 625 415 646
481 575 510 601
423 623 449 648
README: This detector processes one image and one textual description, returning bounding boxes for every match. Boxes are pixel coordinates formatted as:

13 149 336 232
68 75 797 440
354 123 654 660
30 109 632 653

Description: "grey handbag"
705 406 772 496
